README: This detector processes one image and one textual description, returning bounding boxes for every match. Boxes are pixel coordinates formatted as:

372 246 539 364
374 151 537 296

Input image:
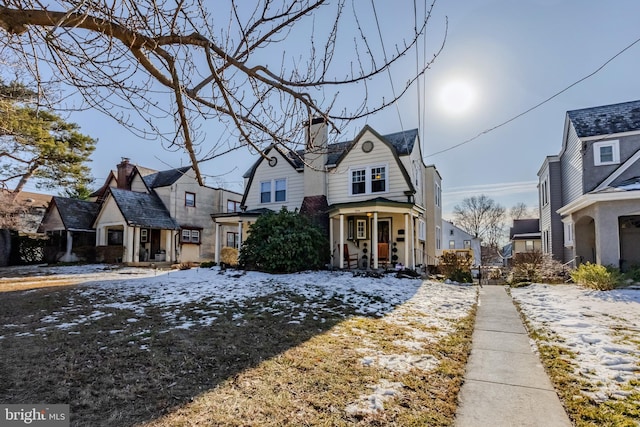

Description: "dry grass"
0 275 476 426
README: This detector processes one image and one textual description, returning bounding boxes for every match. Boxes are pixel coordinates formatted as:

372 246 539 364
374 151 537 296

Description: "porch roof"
211 208 274 223
328 197 418 215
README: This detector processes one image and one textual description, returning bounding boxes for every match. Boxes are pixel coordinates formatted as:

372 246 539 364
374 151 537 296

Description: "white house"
441 220 481 267
216 119 443 270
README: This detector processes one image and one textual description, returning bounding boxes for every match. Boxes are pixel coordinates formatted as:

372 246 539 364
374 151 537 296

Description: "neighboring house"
538 100 640 270
38 197 99 262
509 218 542 259
221 119 443 270
1 190 52 234
441 220 481 267
40 158 242 264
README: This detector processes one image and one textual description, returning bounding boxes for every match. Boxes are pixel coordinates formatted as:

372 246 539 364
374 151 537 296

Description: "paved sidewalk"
455 285 572 427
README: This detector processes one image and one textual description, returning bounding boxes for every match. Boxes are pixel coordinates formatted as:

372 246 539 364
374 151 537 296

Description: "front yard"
0 266 477 426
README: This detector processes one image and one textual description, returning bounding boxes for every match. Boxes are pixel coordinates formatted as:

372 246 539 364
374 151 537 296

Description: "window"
564 222 574 247
350 165 387 195
275 179 287 202
227 200 241 213
356 219 367 239
260 181 271 203
347 219 354 240
140 229 148 243
525 240 534 251
436 226 441 250
463 240 471 249
540 179 549 207
435 183 441 207
418 219 426 241
181 229 200 244
371 167 386 193
107 229 123 245
227 232 239 249
449 240 456 249
594 140 620 166
185 192 196 207
449 229 454 236
260 179 287 203
352 169 366 194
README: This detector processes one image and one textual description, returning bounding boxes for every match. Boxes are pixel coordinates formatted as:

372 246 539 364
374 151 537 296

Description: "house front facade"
441 220 481 267
227 119 443 271
538 100 640 270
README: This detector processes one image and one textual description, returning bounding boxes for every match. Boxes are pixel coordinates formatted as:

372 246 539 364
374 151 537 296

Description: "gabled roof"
49 197 100 232
509 218 540 239
568 100 640 138
107 187 180 229
142 166 191 188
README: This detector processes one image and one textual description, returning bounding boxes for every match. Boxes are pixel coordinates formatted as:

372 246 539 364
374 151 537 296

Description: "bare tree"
510 202 529 220
453 194 505 248
0 1 445 184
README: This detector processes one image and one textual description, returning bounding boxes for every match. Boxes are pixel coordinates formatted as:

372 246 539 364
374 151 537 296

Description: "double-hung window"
227 200 241 213
350 165 387 195
594 140 620 166
185 192 196 207
260 179 287 203
181 229 200 244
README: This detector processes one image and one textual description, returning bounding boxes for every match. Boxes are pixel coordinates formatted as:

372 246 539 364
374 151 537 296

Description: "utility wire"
426 35 640 158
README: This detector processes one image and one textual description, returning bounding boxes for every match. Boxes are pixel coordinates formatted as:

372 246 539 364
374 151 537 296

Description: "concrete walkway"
455 285 572 427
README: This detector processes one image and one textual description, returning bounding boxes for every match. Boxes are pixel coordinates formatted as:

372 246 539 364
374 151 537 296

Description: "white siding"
130 175 149 193
244 150 304 211
561 124 584 205
327 130 411 205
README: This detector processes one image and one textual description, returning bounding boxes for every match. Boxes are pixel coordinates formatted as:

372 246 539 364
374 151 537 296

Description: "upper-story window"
260 179 287 203
350 165 387 195
463 240 471 249
594 140 620 166
227 200 241 213
435 183 441 207
185 192 196 207
540 179 549 207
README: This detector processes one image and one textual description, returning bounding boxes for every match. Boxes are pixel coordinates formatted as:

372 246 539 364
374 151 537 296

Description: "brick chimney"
117 157 134 190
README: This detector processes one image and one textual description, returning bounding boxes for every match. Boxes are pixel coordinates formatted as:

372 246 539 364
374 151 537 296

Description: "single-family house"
441 220 482 267
217 119 443 270
538 100 640 270
509 218 541 258
40 158 242 264
1 190 51 233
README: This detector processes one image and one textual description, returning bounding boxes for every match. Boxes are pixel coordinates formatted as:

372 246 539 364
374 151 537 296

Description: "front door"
150 229 161 260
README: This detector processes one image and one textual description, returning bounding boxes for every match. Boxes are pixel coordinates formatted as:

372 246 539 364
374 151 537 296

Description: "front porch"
329 199 427 270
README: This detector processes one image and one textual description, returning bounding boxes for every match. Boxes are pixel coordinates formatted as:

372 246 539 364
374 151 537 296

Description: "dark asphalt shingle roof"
509 219 540 239
142 166 192 188
109 188 180 229
50 197 100 231
568 100 640 138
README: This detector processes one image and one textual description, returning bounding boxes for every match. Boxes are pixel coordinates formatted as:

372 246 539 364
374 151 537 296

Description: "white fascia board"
557 190 640 216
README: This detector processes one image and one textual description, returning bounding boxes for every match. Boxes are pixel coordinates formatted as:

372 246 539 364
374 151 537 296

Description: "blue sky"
21 0 640 219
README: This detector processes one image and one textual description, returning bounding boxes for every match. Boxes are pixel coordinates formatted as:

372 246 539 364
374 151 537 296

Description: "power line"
426 35 640 158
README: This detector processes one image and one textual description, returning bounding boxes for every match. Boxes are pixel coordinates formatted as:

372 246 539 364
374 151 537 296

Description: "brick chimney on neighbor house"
117 157 135 190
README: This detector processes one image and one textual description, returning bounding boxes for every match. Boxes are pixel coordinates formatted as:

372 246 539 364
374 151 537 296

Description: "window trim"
349 164 388 196
181 228 201 244
185 192 196 207
594 140 620 166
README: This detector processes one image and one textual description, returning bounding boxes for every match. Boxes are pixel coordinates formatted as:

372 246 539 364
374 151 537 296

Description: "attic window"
185 192 196 207
594 140 620 166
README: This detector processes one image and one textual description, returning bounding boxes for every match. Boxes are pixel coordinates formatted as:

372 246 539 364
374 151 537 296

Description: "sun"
438 80 477 115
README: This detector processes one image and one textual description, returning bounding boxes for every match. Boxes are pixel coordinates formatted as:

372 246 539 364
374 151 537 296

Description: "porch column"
133 227 141 262
238 221 243 248
214 223 221 264
404 213 410 267
62 230 73 262
329 217 334 267
372 212 379 269
165 230 173 262
410 215 416 268
125 226 134 263
339 214 345 269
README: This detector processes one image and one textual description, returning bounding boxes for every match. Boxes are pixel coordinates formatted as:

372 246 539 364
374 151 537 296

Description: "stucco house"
441 220 481 267
538 100 640 270
215 119 443 270
39 158 242 264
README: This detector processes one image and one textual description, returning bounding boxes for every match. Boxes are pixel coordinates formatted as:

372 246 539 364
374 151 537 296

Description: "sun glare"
438 80 477 115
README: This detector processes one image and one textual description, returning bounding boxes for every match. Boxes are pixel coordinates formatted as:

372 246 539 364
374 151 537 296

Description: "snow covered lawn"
512 283 640 425
0 265 477 426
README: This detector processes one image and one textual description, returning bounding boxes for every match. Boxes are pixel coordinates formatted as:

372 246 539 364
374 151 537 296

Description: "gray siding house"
538 100 640 269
